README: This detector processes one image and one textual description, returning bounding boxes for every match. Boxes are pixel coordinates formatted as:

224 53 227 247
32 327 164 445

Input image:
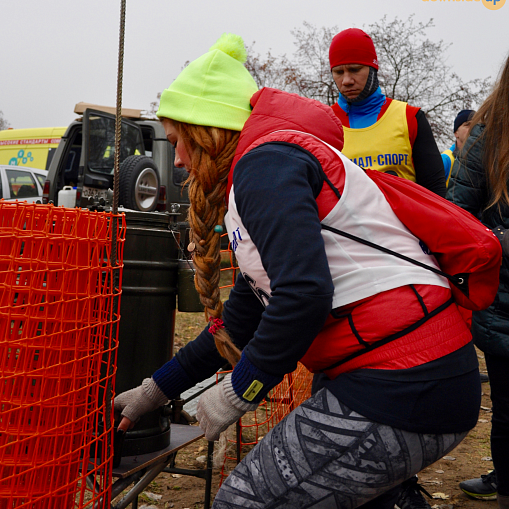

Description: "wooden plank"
73 102 143 119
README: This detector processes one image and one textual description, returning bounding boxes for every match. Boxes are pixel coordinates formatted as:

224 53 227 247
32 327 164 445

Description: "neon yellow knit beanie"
157 34 258 131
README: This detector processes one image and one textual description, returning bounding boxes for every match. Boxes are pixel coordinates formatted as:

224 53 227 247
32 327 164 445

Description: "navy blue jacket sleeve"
152 273 266 398
231 143 334 377
175 273 266 376
154 143 334 402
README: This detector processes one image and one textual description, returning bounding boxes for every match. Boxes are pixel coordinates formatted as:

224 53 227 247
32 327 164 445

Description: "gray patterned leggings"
213 388 468 509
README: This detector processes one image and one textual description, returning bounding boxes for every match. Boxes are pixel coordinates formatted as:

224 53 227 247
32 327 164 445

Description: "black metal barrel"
116 210 178 456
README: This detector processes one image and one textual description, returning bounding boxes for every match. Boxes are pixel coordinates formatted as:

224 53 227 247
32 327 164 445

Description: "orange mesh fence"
219 240 239 289
218 237 314 484
0 202 125 508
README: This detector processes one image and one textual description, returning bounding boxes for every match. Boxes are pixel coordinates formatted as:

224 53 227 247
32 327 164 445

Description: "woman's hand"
196 374 258 441
117 416 134 431
114 378 168 426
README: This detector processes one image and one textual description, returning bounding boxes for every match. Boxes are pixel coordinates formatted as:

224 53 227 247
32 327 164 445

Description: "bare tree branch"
244 16 491 149
0 111 10 131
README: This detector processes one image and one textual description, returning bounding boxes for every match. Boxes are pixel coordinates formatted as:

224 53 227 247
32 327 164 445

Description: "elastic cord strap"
321 223 467 291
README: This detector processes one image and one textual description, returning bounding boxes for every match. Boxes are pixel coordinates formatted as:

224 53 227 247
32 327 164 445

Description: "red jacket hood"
231 88 344 171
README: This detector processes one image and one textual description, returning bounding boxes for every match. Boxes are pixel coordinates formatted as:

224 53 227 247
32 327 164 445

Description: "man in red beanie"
329 28 446 198
329 27 444 509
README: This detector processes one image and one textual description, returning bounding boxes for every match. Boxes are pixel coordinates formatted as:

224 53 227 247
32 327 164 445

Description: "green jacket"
446 124 509 358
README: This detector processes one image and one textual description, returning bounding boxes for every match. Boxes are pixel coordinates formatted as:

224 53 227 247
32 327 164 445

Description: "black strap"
410 284 429 315
320 223 469 296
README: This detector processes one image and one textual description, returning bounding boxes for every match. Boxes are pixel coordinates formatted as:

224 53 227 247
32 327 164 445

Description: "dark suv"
43 103 189 220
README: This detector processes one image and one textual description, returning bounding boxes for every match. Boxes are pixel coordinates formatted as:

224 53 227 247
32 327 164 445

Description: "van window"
6 169 38 199
35 173 45 188
57 127 82 192
46 148 57 170
140 125 154 158
88 114 144 175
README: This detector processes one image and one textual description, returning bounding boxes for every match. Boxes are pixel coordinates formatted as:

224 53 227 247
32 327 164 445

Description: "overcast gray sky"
2 0 508 131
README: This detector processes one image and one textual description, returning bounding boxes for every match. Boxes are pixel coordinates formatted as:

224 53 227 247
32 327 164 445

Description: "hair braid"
172 120 242 365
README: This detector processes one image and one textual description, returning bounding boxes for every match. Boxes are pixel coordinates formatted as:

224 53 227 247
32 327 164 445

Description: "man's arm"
412 110 447 197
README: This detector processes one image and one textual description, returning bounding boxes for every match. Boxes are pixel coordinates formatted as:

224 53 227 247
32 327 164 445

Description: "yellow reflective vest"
333 99 417 182
442 148 455 187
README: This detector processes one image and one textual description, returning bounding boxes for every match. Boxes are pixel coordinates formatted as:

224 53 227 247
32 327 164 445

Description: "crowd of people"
114 28 509 509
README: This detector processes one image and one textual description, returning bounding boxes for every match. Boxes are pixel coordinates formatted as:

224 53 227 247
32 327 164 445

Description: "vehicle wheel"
119 155 160 212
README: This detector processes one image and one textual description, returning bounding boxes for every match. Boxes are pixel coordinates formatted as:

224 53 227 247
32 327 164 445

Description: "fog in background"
2 0 508 139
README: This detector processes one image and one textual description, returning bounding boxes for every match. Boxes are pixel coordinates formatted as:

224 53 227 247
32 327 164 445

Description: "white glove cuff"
222 373 259 413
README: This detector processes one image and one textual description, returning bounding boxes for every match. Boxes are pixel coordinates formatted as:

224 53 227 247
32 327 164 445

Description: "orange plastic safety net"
0 202 125 508
218 239 314 484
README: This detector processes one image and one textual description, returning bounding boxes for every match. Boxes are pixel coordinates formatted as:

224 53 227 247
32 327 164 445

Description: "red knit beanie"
329 28 378 70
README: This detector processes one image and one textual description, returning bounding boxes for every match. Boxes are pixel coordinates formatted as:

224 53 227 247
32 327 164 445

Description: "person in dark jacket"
447 53 509 509
114 34 481 509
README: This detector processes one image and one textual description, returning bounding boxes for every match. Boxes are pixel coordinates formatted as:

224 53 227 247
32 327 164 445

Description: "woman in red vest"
114 34 481 509
329 28 446 198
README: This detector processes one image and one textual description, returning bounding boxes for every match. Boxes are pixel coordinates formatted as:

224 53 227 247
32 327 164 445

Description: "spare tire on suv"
119 155 160 211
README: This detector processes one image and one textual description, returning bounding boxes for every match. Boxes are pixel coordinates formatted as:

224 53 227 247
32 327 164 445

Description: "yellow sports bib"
341 100 416 182
442 148 455 187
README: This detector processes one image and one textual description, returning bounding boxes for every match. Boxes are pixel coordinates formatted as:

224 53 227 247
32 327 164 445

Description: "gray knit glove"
196 373 258 441
114 378 168 423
